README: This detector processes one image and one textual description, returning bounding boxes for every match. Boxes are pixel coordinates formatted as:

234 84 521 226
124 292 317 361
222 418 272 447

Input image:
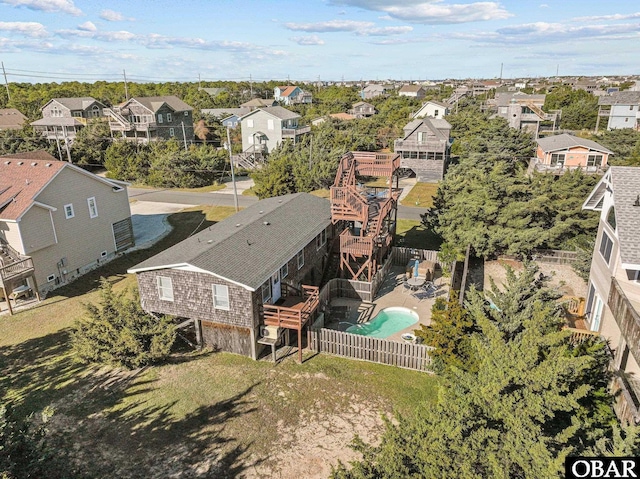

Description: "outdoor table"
407 277 425 291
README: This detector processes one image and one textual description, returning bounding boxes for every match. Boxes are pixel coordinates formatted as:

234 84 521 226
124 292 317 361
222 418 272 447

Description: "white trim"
157 276 174 301
16 201 58 223
126 263 255 291
212 284 230 310
64 203 74 219
621 262 640 270
49 209 58 244
87 197 98 218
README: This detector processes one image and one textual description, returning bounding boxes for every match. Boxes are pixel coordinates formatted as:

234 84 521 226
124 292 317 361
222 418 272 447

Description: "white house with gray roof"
596 91 640 132
239 106 310 154
582 167 640 423
394 118 452 182
412 100 450 120
128 193 332 360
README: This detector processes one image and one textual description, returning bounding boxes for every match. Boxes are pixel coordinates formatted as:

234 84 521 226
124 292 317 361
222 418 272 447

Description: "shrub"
72 279 176 369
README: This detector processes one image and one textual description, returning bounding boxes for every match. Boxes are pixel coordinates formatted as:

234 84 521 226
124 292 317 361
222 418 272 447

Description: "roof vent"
45 163 51 167
263 221 270 225
207 240 213 244
3 161 9 165
236 223 241 227
259 210 264 214
634 195 640 207
31 162 37 166
17 161 23 166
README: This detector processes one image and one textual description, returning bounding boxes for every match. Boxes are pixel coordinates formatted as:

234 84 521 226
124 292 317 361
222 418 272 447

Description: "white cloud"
572 12 640 22
0 36 54 52
329 0 513 24
0 21 48 37
77 21 96 32
99 9 135 22
290 35 325 45
285 20 374 33
357 25 413 36
1 0 82 16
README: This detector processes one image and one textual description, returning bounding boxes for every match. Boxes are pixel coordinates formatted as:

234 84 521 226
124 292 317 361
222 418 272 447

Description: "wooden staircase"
232 144 266 170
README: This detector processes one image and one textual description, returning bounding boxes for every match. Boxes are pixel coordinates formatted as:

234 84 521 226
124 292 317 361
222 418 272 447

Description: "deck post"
298 328 302 363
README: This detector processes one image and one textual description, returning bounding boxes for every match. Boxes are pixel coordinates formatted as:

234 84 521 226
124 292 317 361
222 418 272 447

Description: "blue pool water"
346 307 419 338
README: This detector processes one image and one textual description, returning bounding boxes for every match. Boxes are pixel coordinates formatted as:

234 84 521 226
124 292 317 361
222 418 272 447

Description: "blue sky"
0 0 639 83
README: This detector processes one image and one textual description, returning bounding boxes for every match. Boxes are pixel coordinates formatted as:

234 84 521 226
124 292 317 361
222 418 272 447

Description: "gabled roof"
31 117 86 127
240 98 278 108
352 101 374 108
583 167 640 267
421 100 448 109
42 97 104 111
399 84 424 93
201 108 250 119
494 92 546 107
0 108 27 129
402 118 450 141
598 91 640 106
240 106 300 121
128 193 331 290
0 152 123 221
277 86 300 97
199 87 226 96
122 96 193 113
536 134 613 154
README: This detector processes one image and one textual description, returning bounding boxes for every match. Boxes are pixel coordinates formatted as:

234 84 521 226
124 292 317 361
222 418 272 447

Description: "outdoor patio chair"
411 290 431 302
402 279 412 294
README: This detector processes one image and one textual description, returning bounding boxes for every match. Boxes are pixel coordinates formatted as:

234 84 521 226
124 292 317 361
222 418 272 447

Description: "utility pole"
309 135 313 169
250 73 253 97
226 127 239 212
181 121 188 151
500 62 503 80
123 69 129 100
198 73 201 90
1 62 10 101
556 64 559 77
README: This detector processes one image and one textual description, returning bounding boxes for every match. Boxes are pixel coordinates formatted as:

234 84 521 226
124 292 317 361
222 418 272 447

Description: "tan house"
398 84 426 99
0 151 133 311
31 97 106 141
533 134 612 173
582 167 640 424
0 108 27 130
349 102 376 118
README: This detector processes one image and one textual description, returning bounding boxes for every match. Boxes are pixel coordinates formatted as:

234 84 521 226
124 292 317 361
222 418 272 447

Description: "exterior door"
591 296 603 332
271 271 281 303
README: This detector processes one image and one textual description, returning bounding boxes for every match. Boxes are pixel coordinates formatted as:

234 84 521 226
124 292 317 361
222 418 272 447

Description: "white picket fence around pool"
308 327 433 372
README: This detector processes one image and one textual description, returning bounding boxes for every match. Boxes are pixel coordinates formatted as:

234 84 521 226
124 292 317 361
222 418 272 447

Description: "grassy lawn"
242 186 257 196
400 182 438 208
174 183 227 193
0 206 440 477
396 219 442 250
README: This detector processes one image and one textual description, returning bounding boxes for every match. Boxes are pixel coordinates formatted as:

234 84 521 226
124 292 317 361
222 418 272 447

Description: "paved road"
128 187 426 221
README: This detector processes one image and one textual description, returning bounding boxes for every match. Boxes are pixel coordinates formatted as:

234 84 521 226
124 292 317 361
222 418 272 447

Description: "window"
157 114 163 124
261 281 271 303
87 197 98 218
184 111 189 116
316 229 326 250
212 284 230 310
247 119 254 128
157 276 174 301
550 153 565 166
64 203 74 219
587 154 603 167
167 113 172 122
634 270 640 283
606 206 616 230
47 274 56 282
169 128 175 137
280 263 288 279
599 231 613 264
297 249 305 270
434 109 439 117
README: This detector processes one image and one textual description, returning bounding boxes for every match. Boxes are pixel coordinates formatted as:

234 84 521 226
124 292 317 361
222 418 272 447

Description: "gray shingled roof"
598 91 640 106
402 118 450 141
201 108 250 119
399 84 424 93
536 134 613 154
128 193 331 290
240 106 300 121
127 96 193 113
610 167 640 267
45 97 104 111
494 92 546 107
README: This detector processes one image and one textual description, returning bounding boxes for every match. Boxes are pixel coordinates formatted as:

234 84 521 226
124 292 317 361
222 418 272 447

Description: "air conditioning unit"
260 325 280 340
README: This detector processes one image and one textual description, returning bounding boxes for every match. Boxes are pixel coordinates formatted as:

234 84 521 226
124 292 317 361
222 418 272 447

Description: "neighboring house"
596 92 640 132
0 108 27 130
105 96 195 143
0 151 133 309
31 97 106 141
573 80 598 94
349 102 376 118
582 166 640 424
532 134 612 173
360 84 391 100
394 118 452 182
311 113 355 126
239 106 310 154
273 85 312 106
489 92 558 136
198 87 226 97
201 108 250 120
240 98 278 110
398 84 426 99
412 100 450 120
221 114 241 128
128 193 331 361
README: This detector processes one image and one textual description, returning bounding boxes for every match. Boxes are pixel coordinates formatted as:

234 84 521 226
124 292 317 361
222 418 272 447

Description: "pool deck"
326 266 449 343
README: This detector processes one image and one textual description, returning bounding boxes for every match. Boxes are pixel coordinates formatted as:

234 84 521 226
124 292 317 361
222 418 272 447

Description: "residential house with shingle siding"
394 118 452 182
274 85 312 105
0 108 27 131
105 96 195 143
398 84 426 99
0 152 133 307
488 92 558 136
596 91 640 131
412 100 449 120
532 134 613 173
360 84 391 100
349 102 376 118
128 193 332 360
582 167 640 423
31 97 106 141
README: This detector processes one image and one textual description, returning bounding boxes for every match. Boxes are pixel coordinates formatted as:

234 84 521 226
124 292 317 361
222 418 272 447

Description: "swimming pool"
346 307 419 338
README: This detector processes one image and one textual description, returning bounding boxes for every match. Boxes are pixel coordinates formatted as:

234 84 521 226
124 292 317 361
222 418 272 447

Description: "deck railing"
0 257 34 283
282 125 311 137
330 186 369 224
339 230 374 257
351 152 400 177
394 139 448 153
262 285 320 330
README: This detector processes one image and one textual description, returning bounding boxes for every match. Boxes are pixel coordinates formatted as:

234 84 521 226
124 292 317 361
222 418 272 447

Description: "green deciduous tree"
72 279 176 369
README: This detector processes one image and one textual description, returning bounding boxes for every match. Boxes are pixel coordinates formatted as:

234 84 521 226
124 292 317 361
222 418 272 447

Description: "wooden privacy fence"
308 328 432 372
